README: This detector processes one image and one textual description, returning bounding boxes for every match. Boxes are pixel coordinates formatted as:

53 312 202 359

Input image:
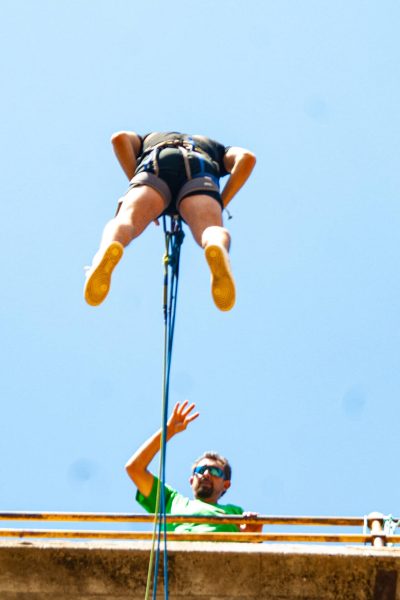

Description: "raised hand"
167 400 199 437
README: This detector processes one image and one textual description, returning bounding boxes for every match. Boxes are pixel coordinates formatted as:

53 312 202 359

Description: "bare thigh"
116 185 167 238
178 194 223 246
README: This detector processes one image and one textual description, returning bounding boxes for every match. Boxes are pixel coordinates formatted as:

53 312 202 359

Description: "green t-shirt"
136 476 244 533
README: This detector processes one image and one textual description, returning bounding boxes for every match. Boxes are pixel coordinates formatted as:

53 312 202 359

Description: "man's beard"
196 483 213 499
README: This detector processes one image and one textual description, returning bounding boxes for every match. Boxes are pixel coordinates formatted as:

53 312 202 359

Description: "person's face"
189 458 231 504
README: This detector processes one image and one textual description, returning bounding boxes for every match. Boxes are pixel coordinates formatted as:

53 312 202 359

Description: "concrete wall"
1 540 400 599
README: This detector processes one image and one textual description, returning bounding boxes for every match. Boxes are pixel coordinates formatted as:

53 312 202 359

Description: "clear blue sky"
1 0 399 523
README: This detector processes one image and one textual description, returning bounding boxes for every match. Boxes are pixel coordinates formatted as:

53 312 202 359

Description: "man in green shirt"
125 401 262 533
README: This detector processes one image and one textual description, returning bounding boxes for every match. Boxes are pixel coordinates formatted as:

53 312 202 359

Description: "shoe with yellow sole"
84 241 124 306
205 244 236 311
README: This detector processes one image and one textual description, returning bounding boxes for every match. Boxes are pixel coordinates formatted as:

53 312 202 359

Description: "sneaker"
84 241 124 306
204 244 236 311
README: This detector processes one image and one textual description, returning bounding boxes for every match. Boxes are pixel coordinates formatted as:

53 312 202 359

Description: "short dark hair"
192 451 232 481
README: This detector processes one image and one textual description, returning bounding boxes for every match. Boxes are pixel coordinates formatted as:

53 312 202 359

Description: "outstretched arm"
220 146 256 208
125 401 199 497
110 130 142 180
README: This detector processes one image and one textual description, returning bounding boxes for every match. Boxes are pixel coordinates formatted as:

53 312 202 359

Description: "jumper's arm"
221 146 256 208
111 130 142 180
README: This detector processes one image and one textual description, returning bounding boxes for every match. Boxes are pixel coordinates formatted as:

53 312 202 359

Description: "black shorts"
124 147 223 216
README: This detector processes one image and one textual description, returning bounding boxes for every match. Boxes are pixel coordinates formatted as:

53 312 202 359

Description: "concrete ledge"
1 540 400 599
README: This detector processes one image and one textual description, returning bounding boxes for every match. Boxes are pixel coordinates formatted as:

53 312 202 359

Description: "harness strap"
178 144 192 180
176 176 220 207
129 171 171 205
140 139 216 180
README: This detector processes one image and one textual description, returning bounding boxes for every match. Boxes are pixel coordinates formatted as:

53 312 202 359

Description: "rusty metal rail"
0 511 398 546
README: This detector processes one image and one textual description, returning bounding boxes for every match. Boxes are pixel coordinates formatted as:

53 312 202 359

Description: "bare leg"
98 185 166 252
179 195 236 311
178 194 229 249
84 186 166 306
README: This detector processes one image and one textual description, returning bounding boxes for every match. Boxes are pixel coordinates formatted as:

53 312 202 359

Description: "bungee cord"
144 216 184 600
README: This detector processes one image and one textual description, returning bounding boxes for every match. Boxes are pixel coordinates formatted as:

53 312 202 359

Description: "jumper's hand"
153 219 160 226
167 400 199 437
240 512 263 533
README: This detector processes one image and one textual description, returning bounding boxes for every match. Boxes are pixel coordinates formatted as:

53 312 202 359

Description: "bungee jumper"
84 131 256 311
125 400 263 534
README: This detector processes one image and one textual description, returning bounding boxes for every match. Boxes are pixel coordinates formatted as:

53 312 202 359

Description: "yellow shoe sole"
84 242 124 306
205 245 236 312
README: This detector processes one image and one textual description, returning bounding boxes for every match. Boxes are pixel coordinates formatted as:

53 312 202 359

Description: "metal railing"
0 511 399 546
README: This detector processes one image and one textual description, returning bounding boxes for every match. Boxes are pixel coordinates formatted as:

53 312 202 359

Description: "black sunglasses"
193 464 225 479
